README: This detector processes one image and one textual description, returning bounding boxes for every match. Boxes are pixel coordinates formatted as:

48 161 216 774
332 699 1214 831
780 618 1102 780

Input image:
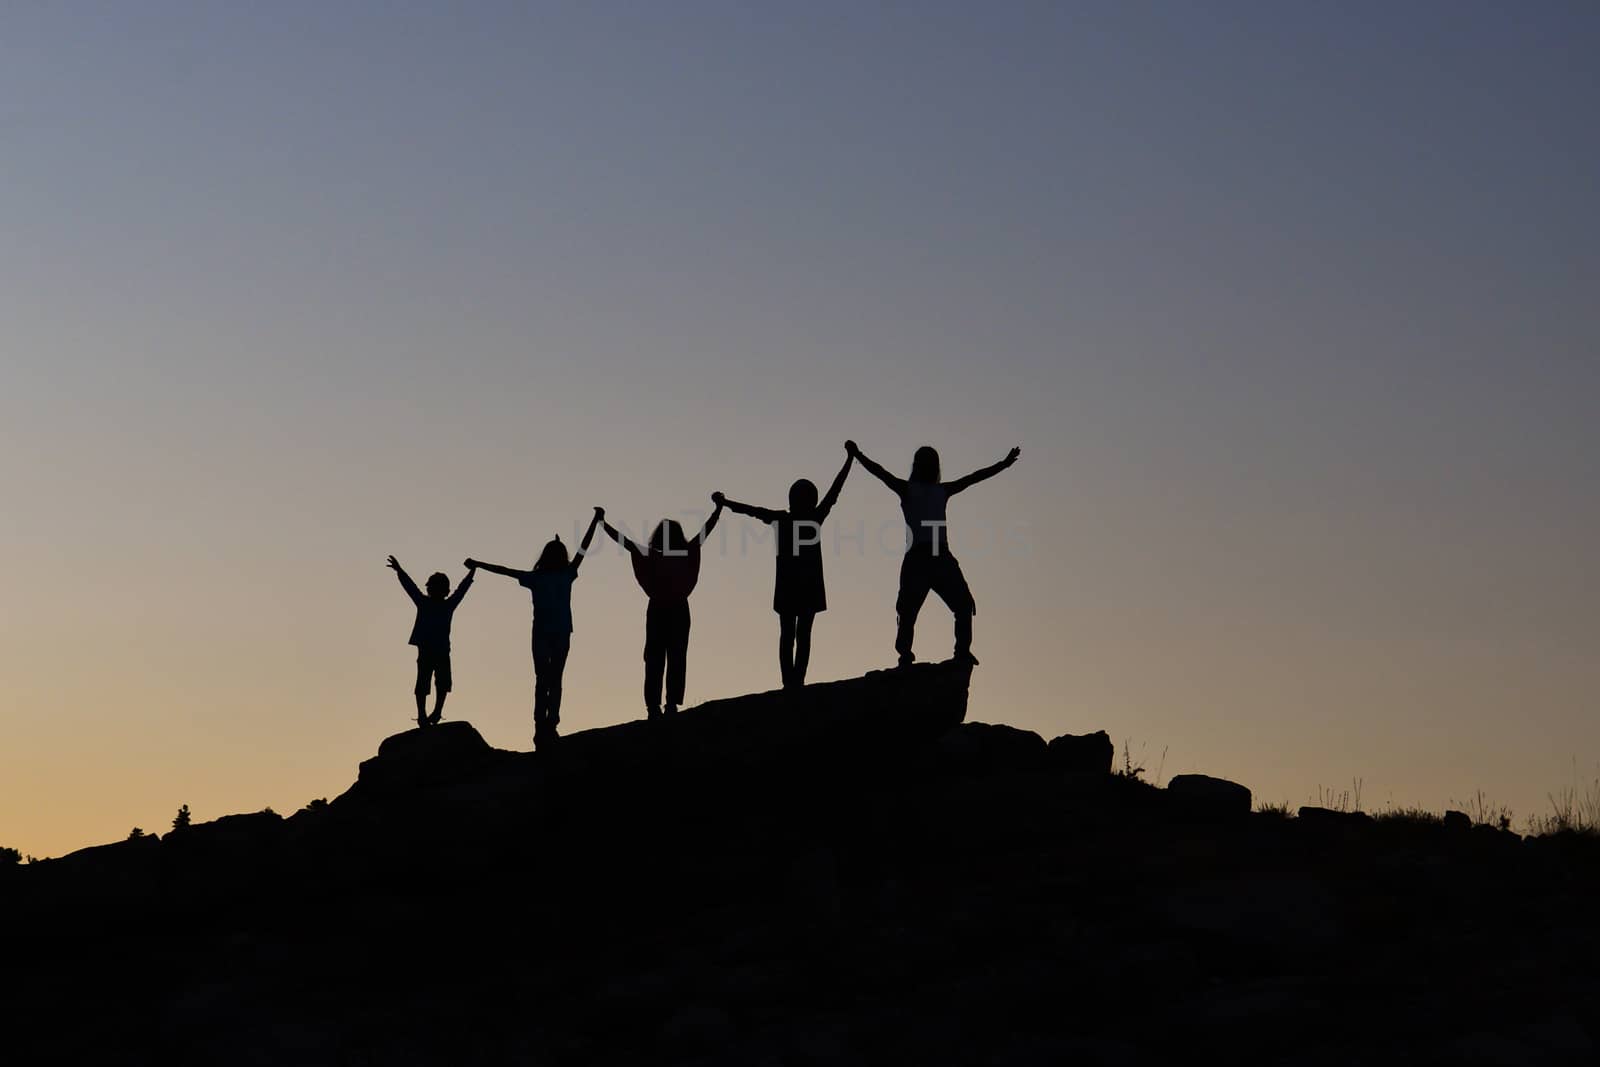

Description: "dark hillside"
4 662 1597 1065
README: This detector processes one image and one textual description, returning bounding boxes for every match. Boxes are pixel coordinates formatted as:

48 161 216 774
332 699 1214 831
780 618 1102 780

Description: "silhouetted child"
467 507 603 748
713 447 853 689
600 497 725 719
848 441 1020 666
386 555 476 728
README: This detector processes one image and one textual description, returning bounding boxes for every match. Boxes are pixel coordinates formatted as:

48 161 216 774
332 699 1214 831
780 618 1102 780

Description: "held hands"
845 440 859 457
711 491 726 507
464 559 478 572
593 506 605 520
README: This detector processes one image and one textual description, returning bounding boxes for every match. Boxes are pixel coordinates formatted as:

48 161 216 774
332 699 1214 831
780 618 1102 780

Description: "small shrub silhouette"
1525 763 1600 837
127 827 145 841
0 846 20 867
1373 806 1442 827
1450 789 1513 831
1314 778 1364 813
172 805 191 832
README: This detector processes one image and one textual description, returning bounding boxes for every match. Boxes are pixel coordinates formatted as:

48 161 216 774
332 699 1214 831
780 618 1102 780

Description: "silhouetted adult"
848 441 1020 666
386 556 476 727
467 508 603 748
714 447 854 689
600 498 725 719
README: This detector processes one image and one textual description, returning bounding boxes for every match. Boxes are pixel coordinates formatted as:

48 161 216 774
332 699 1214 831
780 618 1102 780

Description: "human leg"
778 614 797 688
793 612 815 685
665 601 690 712
414 653 431 726
429 652 452 723
930 554 977 663
894 549 934 666
643 601 667 718
532 631 553 736
545 633 570 729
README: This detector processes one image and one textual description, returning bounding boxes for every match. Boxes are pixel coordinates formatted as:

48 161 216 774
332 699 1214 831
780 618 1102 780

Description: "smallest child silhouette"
387 555 475 728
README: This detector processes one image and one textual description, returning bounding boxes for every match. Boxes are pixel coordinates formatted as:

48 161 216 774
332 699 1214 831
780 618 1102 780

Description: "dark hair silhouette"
425 572 451 598
910 446 941 484
649 519 690 555
534 536 570 572
788 478 819 514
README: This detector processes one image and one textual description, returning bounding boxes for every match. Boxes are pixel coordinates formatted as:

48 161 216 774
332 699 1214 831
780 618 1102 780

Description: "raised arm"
464 559 531 581
601 516 645 557
696 497 726 543
944 446 1021 495
447 564 476 606
815 450 855 521
387 555 423 604
711 491 782 525
846 440 905 495
570 508 604 573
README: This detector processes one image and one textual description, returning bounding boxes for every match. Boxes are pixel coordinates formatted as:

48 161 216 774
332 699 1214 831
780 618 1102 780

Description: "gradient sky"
4 1 1598 857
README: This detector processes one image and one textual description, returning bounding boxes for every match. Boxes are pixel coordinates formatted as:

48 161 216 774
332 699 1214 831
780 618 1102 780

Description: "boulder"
1296 806 1372 829
933 722 1047 775
558 660 973 778
357 720 498 791
1047 730 1113 775
1443 810 1472 831
1167 774 1252 818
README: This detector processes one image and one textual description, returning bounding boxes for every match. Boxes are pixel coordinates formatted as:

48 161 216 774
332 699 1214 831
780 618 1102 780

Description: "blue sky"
2 1 1597 854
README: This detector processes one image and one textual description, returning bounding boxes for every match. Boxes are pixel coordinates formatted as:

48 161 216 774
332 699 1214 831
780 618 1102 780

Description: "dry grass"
1525 765 1600 837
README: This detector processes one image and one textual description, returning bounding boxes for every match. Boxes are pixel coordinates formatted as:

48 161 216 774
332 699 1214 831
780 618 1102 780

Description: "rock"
1046 730 1113 775
557 660 972 779
1296 806 1372 829
933 722 1047 774
357 720 498 791
1166 773 1252 818
1443 809 1472 831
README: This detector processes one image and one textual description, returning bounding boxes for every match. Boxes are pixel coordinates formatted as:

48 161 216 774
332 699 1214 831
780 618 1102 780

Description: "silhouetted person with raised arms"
848 440 1020 666
599 497 725 720
466 507 603 748
713 446 854 689
387 556 476 728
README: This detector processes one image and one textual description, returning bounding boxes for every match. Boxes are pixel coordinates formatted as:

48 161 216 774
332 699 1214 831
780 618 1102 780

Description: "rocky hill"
3 661 1597 1065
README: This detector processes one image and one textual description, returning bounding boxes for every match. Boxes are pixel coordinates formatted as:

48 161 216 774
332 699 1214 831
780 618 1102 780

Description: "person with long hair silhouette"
713 447 854 689
599 497 725 720
467 508 603 748
847 441 1020 666
386 556 476 728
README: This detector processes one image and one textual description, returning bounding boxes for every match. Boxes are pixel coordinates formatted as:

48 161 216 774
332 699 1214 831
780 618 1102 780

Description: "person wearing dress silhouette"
847 440 1020 666
599 497 725 720
386 556 476 728
712 447 854 689
466 507 603 748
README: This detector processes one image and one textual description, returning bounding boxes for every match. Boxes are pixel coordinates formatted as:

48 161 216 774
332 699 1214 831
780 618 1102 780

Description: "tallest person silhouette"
849 441 1020 666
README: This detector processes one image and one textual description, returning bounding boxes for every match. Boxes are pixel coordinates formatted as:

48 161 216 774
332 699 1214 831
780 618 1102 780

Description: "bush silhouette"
172 804 191 832
0 846 19 867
